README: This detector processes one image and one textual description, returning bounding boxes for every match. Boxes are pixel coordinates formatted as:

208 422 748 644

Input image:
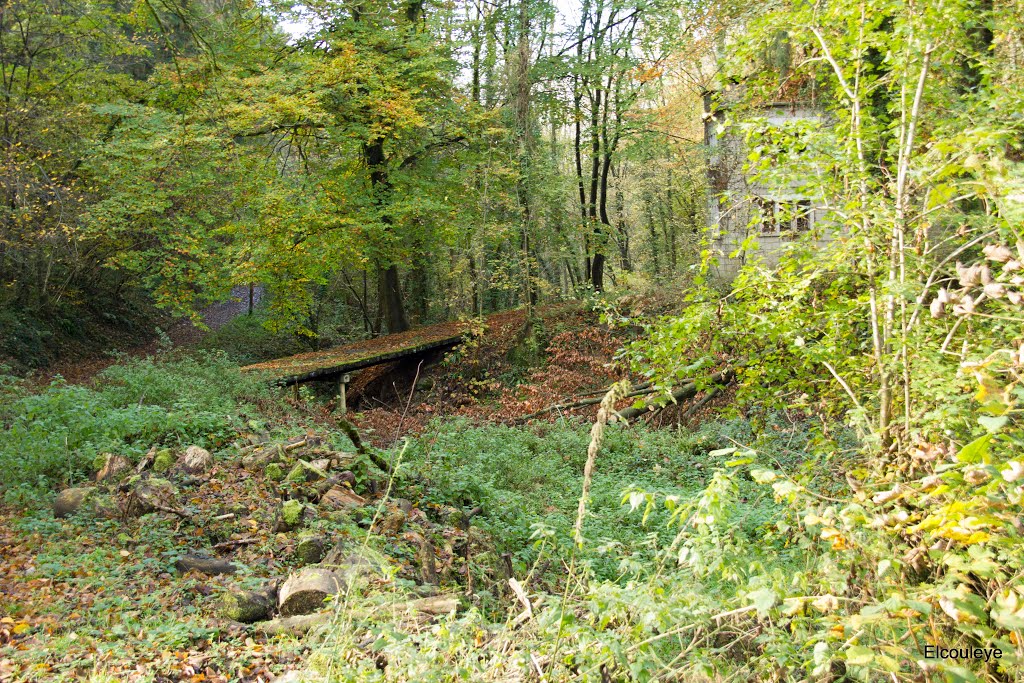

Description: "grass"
0 351 274 501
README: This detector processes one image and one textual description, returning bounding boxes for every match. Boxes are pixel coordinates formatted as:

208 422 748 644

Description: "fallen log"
610 369 735 423
242 438 308 470
515 387 659 423
254 611 332 637
336 417 392 474
681 386 723 421
399 594 461 616
175 554 238 575
278 567 343 616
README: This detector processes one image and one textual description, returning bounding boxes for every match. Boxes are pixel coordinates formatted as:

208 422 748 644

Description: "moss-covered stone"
221 588 271 623
265 463 284 481
286 460 328 484
153 449 175 474
295 534 326 565
54 487 119 519
125 477 178 517
279 499 306 530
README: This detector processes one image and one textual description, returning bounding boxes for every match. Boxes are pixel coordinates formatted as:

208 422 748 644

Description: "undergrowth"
0 352 274 501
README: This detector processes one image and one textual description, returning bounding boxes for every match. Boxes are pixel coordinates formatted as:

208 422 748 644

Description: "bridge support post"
337 373 351 415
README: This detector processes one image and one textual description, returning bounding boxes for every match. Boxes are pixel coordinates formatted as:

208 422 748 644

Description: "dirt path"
35 286 263 385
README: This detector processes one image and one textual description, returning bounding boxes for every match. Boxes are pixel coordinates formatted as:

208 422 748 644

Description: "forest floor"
0 300 733 682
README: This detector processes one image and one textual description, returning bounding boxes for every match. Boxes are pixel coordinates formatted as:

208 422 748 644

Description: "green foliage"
0 353 271 497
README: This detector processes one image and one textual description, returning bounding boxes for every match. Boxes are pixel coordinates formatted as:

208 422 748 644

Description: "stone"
124 477 178 518
286 460 329 484
153 449 175 474
54 487 118 519
265 463 284 481
96 454 131 483
220 587 272 623
175 446 213 474
295 535 326 565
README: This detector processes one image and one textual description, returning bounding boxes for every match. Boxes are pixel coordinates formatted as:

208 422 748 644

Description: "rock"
256 612 333 639
124 477 178 518
174 554 238 576
394 498 414 515
374 508 407 535
276 499 308 531
265 463 284 481
319 486 365 511
286 460 328 484
295 535 326 565
175 446 213 474
55 487 93 518
54 487 118 519
278 567 343 616
221 587 272 623
153 449 175 474
310 458 331 472
96 453 131 483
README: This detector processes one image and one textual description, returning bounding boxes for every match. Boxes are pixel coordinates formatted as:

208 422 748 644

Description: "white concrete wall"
706 102 828 280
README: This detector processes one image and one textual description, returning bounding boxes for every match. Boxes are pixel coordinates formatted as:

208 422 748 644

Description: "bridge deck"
241 320 472 385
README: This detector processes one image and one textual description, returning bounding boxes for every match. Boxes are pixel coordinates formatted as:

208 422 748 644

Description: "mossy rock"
125 477 179 517
286 460 328 484
54 487 119 519
153 449 175 474
295 534 327 565
278 499 308 531
221 588 272 623
265 463 284 481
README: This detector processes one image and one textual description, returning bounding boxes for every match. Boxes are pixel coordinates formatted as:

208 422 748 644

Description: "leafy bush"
0 352 272 499
198 310 308 364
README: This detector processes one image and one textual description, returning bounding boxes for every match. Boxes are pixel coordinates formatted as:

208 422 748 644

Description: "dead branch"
611 369 735 423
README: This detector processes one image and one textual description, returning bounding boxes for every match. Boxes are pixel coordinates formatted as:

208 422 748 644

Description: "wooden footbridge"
241 319 474 387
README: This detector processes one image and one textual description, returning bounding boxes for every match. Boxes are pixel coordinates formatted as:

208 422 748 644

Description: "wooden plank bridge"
241 319 473 386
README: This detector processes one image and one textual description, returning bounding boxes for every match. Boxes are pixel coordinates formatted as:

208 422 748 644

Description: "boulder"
96 453 131 483
278 567 343 616
124 477 178 518
175 446 213 475
54 487 118 519
152 449 175 474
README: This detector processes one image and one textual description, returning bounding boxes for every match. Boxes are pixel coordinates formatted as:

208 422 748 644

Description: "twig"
151 502 193 520
394 360 424 439
212 536 259 550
